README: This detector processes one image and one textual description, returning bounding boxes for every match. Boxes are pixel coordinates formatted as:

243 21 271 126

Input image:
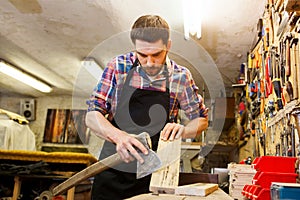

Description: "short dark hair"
130 15 170 45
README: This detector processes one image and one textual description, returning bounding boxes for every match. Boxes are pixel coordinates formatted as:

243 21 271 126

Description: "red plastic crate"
248 185 256 199
242 184 250 196
248 185 260 199
252 171 297 188
252 185 262 199
252 156 296 173
242 185 269 200
252 188 270 200
242 184 252 198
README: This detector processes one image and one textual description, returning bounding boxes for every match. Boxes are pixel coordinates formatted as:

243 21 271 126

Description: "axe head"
135 132 162 179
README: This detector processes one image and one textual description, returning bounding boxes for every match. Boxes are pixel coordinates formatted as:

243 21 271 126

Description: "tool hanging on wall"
281 32 294 102
277 11 290 37
290 37 299 100
296 22 300 100
280 118 289 156
291 107 300 156
286 113 296 157
270 46 284 110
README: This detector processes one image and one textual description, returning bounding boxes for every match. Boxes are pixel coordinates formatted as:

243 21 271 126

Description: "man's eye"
152 51 165 58
152 53 161 58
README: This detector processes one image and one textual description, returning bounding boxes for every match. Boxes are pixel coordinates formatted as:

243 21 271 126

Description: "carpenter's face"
135 39 170 76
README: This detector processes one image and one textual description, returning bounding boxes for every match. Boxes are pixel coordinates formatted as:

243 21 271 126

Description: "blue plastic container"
271 182 300 200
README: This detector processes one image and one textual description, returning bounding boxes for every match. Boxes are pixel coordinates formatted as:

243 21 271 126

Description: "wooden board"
175 183 218 197
149 138 181 194
126 188 234 200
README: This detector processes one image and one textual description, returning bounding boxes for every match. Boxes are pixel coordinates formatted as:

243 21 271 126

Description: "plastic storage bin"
252 188 270 200
252 156 296 173
252 171 298 188
241 156 297 200
271 182 300 200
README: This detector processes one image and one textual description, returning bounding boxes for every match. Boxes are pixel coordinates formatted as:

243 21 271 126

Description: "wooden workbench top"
0 149 97 166
127 188 234 200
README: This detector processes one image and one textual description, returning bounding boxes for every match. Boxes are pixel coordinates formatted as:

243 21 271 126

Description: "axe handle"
52 153 122 196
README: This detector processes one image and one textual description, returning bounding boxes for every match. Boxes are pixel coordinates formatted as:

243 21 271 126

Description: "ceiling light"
182 0 202 40
0 60 52 93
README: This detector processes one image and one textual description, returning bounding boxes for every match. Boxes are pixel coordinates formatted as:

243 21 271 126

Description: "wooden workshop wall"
237 0 300 159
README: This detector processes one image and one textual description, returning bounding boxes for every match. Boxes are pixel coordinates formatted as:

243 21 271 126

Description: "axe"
40 132 161 199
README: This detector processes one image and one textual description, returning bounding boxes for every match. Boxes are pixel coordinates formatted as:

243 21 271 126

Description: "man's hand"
114 132 149 164
161 117 208 140
161 122 184 141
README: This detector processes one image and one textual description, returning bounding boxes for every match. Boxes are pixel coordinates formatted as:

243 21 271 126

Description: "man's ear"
167 39 171 51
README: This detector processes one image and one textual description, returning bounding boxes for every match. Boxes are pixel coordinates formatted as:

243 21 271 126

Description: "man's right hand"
115 132 149 164
85 111 149 163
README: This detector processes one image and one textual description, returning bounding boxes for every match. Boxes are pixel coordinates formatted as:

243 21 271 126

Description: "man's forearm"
85 111 124 143
183 117 208 139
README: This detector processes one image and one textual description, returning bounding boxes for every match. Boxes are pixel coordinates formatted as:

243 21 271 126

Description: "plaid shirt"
87 52 206 122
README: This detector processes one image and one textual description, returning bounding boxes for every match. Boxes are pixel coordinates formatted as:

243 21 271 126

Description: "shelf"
232 83 246 88
41 143 88 153
268 100 298 127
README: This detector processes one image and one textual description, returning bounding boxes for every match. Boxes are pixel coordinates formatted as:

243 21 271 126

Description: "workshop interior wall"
0 95 103 157
234 0 300 161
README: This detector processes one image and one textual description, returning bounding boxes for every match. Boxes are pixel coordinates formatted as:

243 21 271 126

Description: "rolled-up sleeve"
86 60 116 116
177 68 207 120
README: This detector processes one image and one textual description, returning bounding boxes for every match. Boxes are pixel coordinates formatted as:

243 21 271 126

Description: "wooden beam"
149 138 181 194
175 183 218 197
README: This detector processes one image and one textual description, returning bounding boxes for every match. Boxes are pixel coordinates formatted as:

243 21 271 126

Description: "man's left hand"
160 122 184 141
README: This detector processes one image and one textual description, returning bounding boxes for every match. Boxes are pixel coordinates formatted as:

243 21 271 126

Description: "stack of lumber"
228 163 256 199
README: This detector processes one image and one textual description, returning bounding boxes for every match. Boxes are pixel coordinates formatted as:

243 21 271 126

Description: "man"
86 15 208 200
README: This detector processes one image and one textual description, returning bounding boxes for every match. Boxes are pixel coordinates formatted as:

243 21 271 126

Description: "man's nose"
146 56 155 66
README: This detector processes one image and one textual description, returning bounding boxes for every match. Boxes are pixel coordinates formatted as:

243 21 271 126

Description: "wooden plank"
175 183 218 197
126 188 233 200
66 187 75 200
149 138 181 194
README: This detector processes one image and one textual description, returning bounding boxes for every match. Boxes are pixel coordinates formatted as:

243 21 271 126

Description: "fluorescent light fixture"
81 57 103 79
182 0 202 40
0 60 52 93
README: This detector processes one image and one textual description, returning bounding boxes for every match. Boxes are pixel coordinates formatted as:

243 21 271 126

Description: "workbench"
127 188 234 199
0 149 97 200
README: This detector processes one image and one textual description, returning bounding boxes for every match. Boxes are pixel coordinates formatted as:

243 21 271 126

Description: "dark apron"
92 60 170 200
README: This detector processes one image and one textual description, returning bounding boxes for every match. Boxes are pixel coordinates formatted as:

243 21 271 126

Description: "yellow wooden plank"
149 138 181 194
175 183 218 197
126 188 233 200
